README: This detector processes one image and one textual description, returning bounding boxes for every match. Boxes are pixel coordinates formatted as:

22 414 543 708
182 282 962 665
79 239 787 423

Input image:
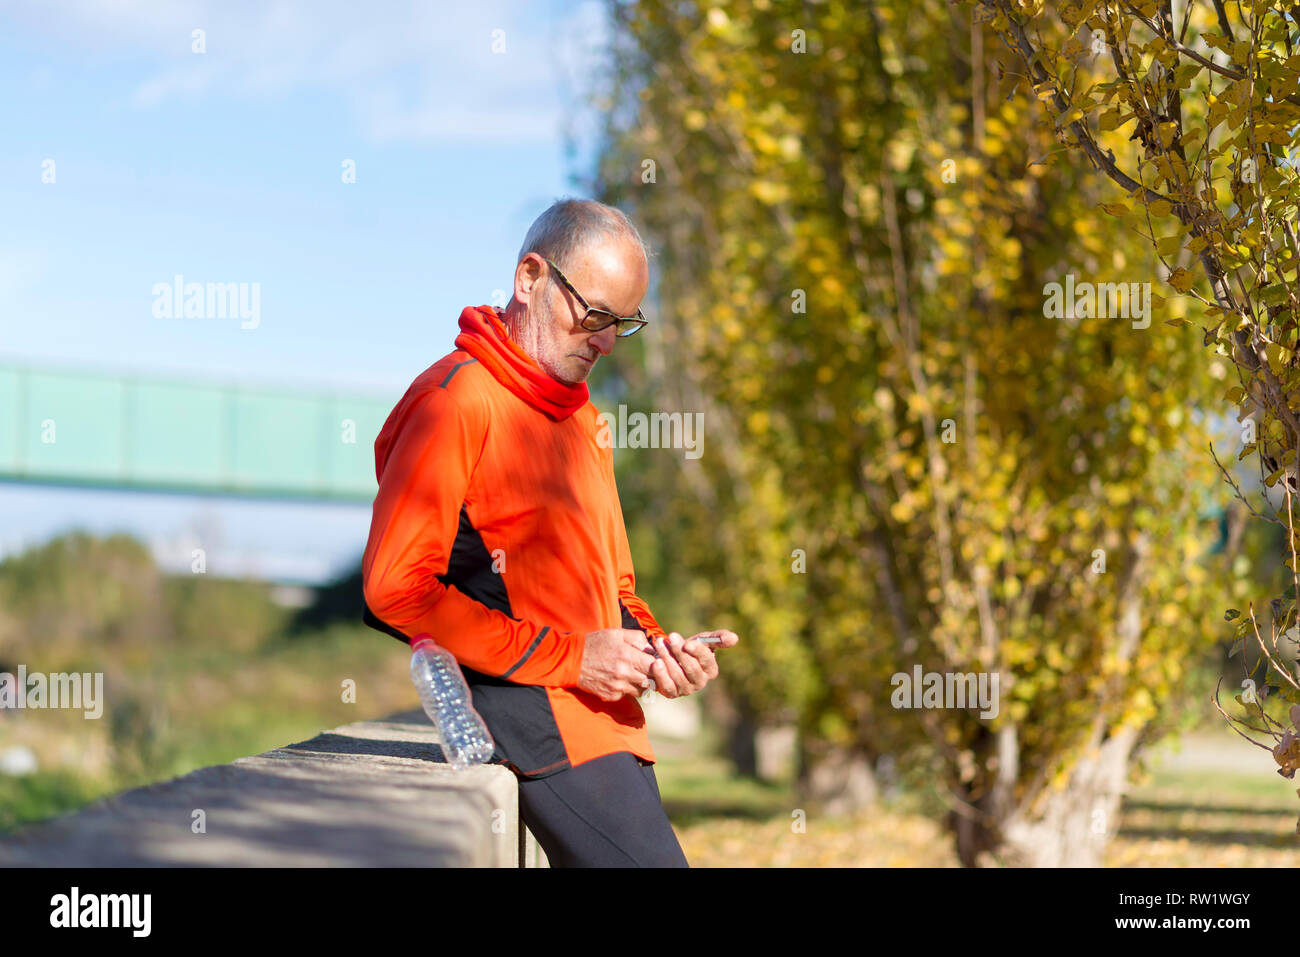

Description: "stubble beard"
511 295 588 386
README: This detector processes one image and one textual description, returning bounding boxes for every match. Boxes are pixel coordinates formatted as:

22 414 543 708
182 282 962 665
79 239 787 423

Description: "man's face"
513 237 648 385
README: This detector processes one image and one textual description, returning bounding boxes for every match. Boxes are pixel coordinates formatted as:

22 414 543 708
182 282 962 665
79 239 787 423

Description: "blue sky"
0 0 616 582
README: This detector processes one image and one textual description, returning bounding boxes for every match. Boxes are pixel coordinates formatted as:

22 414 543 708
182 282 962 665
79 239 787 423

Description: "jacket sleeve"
362 384 586 687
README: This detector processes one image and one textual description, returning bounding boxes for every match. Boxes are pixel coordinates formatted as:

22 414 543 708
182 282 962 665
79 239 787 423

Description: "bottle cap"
411 634 434 649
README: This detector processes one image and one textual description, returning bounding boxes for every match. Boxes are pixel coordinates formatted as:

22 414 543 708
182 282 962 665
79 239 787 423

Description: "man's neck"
501 301 527 345
503 301 547 367
500 301 583 388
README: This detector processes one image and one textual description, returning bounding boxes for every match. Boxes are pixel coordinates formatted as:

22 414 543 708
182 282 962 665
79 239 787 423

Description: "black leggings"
517 751 689 867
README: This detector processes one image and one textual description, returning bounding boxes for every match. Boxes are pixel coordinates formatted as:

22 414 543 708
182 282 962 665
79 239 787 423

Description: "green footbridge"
0 362 396 502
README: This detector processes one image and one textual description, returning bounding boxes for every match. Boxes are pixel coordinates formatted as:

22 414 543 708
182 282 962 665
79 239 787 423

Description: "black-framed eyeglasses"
542 257 648 338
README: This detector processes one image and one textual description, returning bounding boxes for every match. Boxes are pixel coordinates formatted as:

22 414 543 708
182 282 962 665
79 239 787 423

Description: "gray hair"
516 197 652 274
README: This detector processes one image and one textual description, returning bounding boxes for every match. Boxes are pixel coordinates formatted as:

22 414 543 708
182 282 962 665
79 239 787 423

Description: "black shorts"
517 751 689 867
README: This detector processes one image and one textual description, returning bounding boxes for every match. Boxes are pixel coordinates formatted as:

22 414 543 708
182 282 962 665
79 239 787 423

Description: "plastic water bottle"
409 635 495 769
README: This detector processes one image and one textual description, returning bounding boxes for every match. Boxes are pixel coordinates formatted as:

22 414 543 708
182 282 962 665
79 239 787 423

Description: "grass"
653 724 1300 867
0 623 415 836
0 770 106 834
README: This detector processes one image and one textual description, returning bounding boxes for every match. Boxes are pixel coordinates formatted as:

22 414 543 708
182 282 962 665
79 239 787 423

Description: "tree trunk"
796 738 879 815
701 681 758 777
952 534 1148 866
999 726 1138 866
948 726 1137 867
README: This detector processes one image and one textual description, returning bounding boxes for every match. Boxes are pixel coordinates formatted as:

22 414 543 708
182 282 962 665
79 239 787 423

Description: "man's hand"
648 629 739 699
576 628 658 702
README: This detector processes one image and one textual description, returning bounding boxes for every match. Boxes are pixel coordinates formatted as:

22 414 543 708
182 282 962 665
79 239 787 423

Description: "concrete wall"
0 709 547 867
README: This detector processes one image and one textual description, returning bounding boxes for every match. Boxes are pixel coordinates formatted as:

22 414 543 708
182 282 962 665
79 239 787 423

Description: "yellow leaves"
820 274 845 297
1206 97 1230 132
1273 732 1300 779
1056 105 1086 127
857 183 880 218
1158 603 1182 626
1167 267 1195 293
1101 201 1131 217
752 129 778 155
889 498 915 522
1104 483 1132 506
748 180 790 205
1202 33 1232 53
887 138 916 171
1266 342 1294 374
1148 199 1174 217
684 110 707 131
1097 109 1127 131
1156 234 1183 257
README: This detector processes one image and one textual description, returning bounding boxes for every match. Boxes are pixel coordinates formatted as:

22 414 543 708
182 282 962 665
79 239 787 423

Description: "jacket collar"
454 305 589 421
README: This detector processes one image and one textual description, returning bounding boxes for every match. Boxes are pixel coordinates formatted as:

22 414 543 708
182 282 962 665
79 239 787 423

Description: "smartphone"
641 635 726 695
645 634 725 656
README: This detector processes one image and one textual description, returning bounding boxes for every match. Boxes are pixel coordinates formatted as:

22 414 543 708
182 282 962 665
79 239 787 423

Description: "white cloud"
0 0 612 144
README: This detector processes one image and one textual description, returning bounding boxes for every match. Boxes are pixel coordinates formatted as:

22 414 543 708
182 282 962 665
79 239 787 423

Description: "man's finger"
669 634 709 687
631 646 657 675
694 629 739 649
619 629 649 647
655 634 693 695
650 656 678 697
626 664 652 694
682 639 719 680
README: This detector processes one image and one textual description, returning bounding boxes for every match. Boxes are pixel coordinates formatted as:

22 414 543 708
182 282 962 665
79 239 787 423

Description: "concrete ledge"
0 709 547 867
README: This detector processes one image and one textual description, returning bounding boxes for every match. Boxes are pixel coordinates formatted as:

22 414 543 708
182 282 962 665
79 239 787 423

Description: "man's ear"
514 254 545 308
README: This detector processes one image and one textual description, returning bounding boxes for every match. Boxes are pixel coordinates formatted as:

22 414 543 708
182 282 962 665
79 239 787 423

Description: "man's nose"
590 325 617 356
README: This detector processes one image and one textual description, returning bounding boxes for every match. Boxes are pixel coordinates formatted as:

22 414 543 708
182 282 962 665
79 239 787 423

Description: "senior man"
361 197 739 867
